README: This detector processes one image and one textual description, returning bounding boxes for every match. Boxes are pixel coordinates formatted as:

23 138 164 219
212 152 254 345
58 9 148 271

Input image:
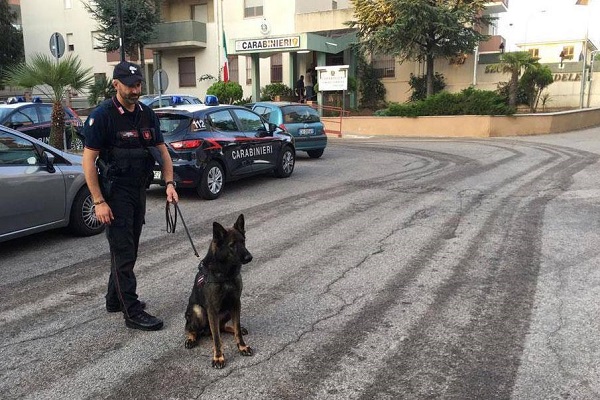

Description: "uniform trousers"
104 181 147 318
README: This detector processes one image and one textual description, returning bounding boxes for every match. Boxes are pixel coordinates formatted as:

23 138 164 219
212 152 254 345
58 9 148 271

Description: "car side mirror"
268 122 278 133
42 151 56 173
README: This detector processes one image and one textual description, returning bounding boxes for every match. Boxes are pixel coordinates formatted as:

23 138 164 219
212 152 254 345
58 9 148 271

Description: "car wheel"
275 146 295 178
306 148 324 159
69 186 105 236
198 161 225 200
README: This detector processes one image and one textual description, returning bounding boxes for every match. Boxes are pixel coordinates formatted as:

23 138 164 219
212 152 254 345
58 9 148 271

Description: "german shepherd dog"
184 214 254 368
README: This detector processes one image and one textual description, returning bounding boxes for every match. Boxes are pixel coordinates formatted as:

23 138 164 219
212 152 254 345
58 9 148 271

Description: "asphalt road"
2 128 600 399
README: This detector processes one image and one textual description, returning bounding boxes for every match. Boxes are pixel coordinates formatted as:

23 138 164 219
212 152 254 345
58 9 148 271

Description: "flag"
222 31 229 82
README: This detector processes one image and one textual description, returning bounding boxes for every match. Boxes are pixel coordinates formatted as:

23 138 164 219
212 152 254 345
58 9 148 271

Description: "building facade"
16 0 600 110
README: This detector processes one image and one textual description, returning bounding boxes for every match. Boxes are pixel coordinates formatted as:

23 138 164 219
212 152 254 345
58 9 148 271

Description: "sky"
497 0 600 51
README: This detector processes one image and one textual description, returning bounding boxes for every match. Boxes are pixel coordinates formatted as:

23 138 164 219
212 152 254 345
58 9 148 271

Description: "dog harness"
196 260 240 287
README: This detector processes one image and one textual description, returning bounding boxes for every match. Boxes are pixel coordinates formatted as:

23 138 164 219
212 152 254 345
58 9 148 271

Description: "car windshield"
157 114 193 136
281 106 320 123
0 108 13 121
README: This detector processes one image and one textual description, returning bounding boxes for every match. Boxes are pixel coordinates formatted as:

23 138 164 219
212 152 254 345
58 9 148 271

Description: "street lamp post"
576 0 591 108
587 49 600 107
117 0 125 62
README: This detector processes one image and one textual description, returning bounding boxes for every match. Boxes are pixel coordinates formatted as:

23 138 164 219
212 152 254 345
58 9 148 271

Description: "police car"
153 104 295 199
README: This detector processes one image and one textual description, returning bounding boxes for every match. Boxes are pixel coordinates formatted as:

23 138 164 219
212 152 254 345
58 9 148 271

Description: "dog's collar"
197 260 240 285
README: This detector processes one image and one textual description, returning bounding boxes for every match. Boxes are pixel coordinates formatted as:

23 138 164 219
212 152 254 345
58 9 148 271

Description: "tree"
87 75 116 106
4 54 93 149
495 51 540 109
83 0 162 92
520 65 553 113
207 81 243 104
0 0 24 88
348 0 493 97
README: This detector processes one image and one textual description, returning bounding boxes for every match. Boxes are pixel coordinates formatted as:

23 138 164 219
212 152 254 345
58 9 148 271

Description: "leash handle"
166 201 200 257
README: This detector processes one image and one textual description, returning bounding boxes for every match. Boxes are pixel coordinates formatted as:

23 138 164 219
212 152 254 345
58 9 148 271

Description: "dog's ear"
213 221 228 243
234 214 245 235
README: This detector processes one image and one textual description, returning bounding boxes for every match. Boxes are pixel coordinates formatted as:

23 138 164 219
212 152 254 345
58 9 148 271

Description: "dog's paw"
238 345 253 356
184 339 198 349
212 356 226 369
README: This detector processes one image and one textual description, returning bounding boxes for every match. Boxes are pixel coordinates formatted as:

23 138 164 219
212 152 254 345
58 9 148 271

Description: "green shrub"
408 73 446 102
206 81 243 104
378 87 514 117
260 83 293 100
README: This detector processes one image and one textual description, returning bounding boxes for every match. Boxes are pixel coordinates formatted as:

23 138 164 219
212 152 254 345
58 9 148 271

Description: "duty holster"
96 158 117 199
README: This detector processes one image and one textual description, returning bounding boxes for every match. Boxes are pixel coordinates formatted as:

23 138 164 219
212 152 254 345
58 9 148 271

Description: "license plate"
153 170 162 180
298 128 314 135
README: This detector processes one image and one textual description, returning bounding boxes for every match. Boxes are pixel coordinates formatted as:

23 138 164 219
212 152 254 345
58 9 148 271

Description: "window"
38 105 52 124
528 48 539 58
372 54 395 78
178 57 196 87
270 53 282 83
92 31 103 49
246 56 253 85
8 106 38 126
244 0 263 17
192 4 208 23
228 55 239 83
232 109 265 132
561 46 574 60
67 33 74 52
208 110 239 132
64 0 72 9
0 131 38 166
332 0 338 9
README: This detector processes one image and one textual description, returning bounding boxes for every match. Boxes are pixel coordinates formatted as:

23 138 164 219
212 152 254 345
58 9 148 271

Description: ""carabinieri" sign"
235 36 300 52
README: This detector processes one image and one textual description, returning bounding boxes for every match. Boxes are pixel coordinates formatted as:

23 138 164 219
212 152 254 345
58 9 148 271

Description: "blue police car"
153 104 295 199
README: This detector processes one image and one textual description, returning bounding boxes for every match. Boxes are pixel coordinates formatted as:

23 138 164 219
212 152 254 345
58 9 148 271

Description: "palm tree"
3 53 93 149
496 51 540 109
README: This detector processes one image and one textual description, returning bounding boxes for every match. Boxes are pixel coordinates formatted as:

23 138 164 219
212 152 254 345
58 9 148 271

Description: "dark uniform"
83 96 163 319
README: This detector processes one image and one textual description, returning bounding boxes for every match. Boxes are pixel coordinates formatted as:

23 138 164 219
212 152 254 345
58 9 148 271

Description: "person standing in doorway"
82 61 179 332
305 68 314 102
296 75 305 103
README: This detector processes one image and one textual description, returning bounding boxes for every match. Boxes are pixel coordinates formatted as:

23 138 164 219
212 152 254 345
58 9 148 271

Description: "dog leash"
166 201 200 257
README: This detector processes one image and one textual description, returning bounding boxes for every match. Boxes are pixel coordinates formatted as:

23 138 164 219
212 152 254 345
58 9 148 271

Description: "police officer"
82 61 178 331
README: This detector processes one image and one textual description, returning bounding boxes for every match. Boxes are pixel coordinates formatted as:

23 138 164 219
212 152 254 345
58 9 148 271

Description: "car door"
0 131 66 236
205 109 254 177
231 108 278 173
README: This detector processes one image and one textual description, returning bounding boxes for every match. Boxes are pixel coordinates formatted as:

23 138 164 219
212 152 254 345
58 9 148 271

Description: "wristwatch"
166 180 177 188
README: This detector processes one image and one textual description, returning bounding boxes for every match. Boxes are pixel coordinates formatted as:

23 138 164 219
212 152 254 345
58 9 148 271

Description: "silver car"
0 125 104 243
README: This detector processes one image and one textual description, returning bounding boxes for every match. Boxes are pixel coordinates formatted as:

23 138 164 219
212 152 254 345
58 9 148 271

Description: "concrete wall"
329 107 600 138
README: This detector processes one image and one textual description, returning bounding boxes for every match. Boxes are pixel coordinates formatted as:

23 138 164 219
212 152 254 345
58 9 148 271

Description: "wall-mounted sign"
235 36 300 52
315 65 349 91
260 19 271 35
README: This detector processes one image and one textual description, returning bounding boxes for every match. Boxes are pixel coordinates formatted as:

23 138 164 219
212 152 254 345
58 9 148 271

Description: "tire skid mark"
274 142 597 399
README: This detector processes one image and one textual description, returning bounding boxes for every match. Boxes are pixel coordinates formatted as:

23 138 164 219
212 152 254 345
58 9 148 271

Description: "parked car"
139 94 202 109
153 104 295 199
0 125 104 243
250 101 327 158
0 100 83 149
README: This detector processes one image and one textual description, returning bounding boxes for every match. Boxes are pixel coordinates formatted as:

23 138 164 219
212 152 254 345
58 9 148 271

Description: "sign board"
235 36 300 52
315 65 349 91
153 69 169 94
49 32 65 59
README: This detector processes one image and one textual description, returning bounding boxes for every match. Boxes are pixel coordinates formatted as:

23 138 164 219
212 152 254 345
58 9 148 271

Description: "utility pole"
117 0 125 62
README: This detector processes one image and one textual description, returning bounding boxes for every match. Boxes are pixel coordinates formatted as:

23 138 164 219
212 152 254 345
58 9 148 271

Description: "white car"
139 94 202 109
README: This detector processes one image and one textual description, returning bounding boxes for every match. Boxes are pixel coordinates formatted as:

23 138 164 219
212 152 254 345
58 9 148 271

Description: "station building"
15 0 600 110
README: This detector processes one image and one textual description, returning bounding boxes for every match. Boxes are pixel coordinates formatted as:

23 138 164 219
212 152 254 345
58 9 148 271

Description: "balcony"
479 34 505 53
145 21 207 50
482 0 508 15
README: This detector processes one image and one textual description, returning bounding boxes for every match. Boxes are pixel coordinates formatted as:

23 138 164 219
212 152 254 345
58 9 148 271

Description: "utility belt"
97 155 154 198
